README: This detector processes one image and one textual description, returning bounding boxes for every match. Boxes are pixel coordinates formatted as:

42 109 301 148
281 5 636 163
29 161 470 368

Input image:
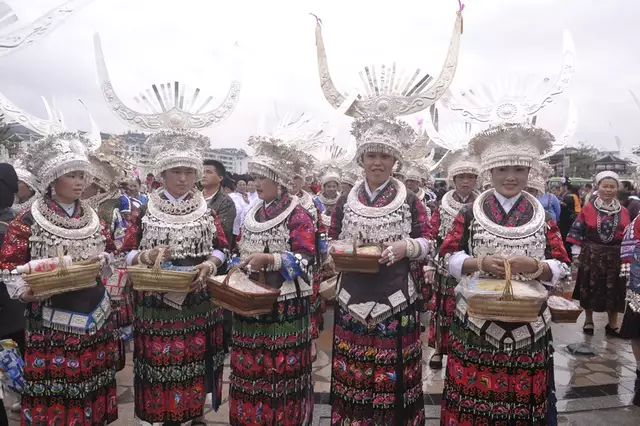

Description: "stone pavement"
4 308 639 425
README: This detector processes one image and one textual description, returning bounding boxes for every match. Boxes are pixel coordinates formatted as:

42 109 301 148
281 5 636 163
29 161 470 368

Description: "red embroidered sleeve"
545 218 570 263
411 197 433 239
566 207 588 246
288 206 316 257
0 212 32 270
429 203 441 240
439 212 467 256
315 205 327 235
121 208 142 252
212 212 229 250
101 220 117 253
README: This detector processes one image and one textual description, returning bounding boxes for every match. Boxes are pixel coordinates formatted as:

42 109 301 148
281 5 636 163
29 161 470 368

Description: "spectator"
537 184 562 223
0 163 21 417
201 160 236 249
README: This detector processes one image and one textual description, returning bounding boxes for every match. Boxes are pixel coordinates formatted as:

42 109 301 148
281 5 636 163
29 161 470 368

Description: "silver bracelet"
202 260 217 277
522 259 544 280
270 254 283 271
405 239 414 259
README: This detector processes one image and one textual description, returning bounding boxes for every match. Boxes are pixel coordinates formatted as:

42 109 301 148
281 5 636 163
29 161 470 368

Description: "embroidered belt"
455 293 552 352
42 290 112 335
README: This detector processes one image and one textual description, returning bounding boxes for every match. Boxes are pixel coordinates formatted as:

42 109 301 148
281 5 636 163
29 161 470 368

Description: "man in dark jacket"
201 160 237 249
200 160 236 354
0 162 20 420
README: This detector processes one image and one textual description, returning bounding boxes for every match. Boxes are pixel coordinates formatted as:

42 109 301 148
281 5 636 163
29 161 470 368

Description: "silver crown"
312 7 464 169
94 33 241 176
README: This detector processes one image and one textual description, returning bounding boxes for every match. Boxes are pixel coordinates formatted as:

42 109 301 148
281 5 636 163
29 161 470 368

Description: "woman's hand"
481 255 506 277
237 253 273 272
18 287 40 303
424 267 436 283
190 263 211 292
507 256 539 275
379 240 408 266
147 246 172 265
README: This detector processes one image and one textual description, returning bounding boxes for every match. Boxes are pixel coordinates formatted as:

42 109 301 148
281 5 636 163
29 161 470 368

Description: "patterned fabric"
427 274 457 354
566 202 629 246
132 292 225 423
299 192 328 340
230 297 313 425
330 305 424 426
21 304 119 426
328 180 429 425
0 198 120 426
441 318 554 426
231 193 316 426
572 243 626 312
427 191 477 349
438 193 569 425
567 202 629 313
123 192 229 423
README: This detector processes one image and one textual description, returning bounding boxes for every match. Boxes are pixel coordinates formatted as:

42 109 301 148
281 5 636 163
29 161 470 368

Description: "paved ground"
4 308 639 424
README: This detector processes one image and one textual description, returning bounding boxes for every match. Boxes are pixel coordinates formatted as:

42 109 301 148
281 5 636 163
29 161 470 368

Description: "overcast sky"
0 0 638 152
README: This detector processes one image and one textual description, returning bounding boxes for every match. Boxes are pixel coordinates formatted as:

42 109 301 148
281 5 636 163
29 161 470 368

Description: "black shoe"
605 324 621 338
429 353 443 369
582 322 594 336
633 378 640 407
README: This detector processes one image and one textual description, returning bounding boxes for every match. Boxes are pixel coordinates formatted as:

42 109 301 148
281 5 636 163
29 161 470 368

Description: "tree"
0 113 21 157
567 141 599 178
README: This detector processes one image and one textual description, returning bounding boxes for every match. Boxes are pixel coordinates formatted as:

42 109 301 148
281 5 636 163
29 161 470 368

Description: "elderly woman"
0 133 119 425
439 123 570 425
122 130 229 426
568 171 630 336
231 136 317 425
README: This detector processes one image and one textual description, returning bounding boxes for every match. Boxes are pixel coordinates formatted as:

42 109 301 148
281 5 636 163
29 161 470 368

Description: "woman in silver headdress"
437 34 575 424
94 34 240 424
312 6 463 422
11 160 39 215
231 128 317 425
0 129 120 425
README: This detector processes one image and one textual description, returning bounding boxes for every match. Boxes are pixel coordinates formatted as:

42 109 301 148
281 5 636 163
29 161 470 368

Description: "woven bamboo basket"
24 247 101 298
319 275 339 300
128 248 195 292
330 240 382 274
550 306 583 323
208 268 280 316
465 260 547 323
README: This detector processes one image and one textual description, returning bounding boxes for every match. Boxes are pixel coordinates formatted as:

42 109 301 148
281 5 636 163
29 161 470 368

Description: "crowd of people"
0 3 640 426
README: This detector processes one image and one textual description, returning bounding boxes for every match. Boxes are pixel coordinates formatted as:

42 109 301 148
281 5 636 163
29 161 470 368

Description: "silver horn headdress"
0 0 95 58
94 33 241 177
248 112 333 188
420 106 480 185
442 30 577 176
312 5 464 170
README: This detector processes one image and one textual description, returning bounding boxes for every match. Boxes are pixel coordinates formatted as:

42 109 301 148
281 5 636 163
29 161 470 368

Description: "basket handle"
55 246 69 276
152 247 165 275
499 258 514 302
